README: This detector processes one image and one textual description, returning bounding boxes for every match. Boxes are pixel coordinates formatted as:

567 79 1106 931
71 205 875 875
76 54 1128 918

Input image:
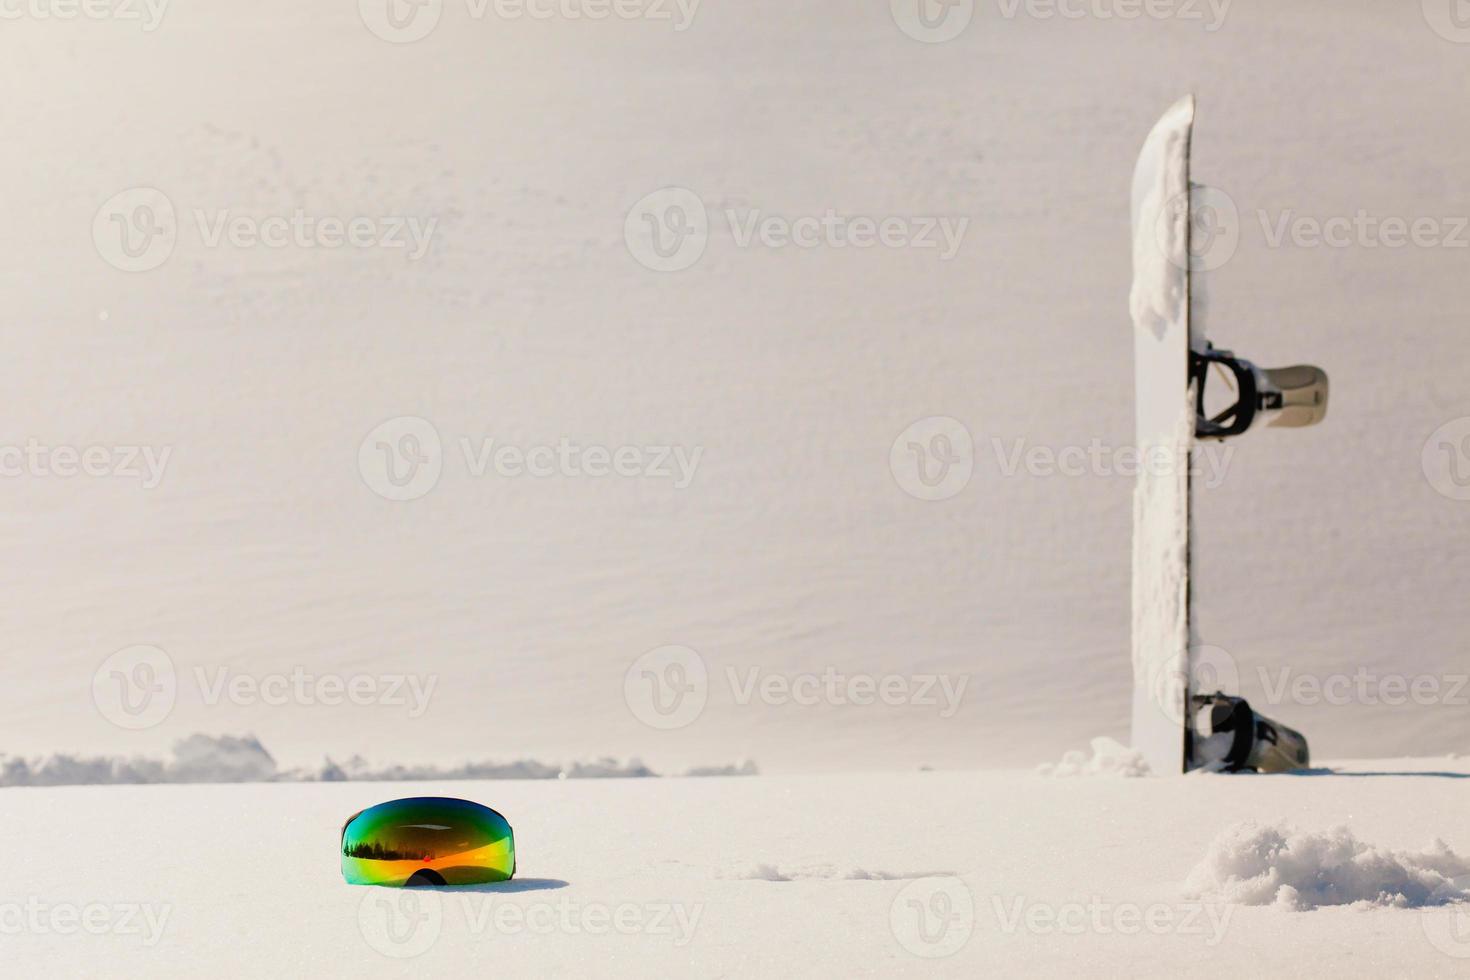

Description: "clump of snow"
0 736 755 786
1184 822 1470 910
170 734 278 782
1037 737 1152 778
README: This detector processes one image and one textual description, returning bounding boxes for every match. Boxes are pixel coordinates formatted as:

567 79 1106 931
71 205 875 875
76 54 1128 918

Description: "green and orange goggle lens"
342 797 515 887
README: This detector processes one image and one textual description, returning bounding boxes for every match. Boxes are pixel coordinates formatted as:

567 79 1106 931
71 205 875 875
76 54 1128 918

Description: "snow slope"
3 2 1470 777
4 766 1470 978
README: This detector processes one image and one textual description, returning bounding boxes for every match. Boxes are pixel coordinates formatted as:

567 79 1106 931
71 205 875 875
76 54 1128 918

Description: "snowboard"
1128 97 1329 775
1128 95 1199 776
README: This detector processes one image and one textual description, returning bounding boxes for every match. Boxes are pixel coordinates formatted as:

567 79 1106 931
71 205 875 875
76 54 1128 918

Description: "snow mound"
0 735 754 786
0 734 276 786
1037 737 1152 778
1185 822 1470 910
721 863 942 882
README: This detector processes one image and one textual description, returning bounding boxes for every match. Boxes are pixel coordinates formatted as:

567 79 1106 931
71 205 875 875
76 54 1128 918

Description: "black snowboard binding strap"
1188 693 1311 773
1192 345 1329 440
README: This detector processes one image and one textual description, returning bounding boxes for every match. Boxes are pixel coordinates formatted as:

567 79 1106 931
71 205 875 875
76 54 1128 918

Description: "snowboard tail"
1129 95 1196 776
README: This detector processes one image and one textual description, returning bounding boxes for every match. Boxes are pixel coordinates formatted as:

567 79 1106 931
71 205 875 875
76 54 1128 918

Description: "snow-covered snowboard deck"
1129 95 1199 775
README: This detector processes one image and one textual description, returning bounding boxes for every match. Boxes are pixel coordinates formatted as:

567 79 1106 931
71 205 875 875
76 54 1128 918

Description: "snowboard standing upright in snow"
1129 96 1329 775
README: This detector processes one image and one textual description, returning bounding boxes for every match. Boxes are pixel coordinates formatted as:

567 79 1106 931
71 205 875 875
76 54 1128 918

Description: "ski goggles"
341 797 516 887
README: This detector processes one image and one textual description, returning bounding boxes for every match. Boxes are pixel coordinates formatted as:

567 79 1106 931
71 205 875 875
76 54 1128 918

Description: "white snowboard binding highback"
1129 95 1327 775
1192 346 1329 440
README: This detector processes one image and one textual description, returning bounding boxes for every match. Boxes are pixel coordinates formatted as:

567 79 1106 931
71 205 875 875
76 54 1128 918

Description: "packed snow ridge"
0 734 758 786
1037 736 1153 777
1185 822 1470 910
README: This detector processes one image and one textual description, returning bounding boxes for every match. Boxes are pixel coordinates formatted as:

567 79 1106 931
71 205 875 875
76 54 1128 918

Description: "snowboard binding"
1192 345 1329 440
1187 693 1311 773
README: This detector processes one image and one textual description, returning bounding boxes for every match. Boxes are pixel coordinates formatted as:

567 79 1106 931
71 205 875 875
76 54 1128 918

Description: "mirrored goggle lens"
342 797 515 886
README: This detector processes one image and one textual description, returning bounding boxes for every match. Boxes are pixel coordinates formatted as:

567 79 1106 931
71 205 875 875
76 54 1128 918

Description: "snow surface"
5 766 1470 978
5 5 1470 974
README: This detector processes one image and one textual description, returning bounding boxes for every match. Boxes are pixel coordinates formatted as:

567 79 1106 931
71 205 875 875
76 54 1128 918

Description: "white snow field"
4 766 1470 978
4 1 1470 976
